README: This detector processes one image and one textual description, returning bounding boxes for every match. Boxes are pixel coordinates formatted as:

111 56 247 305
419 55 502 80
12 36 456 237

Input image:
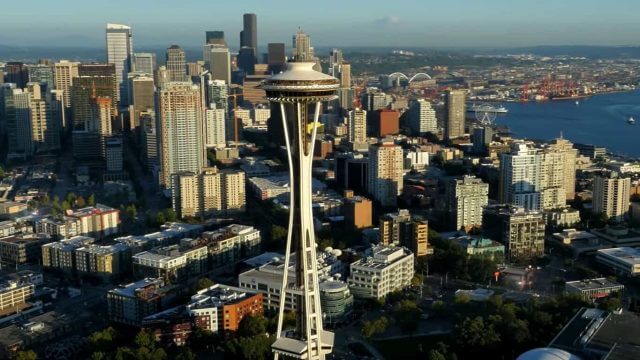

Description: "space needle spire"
261 60 339 359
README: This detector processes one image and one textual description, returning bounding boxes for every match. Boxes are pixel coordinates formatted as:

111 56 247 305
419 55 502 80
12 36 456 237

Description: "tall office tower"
71 75 117 130
472 126 493 155
292 29 313 61
154 66 170 88
409 99 437 136
205 79 228 110
238 47 257 75
203 44 231 84
483 204 545 261
206 31 226 46
140 111 158 172
205 106 226 148
5 62 29 88
129 75 154 129
5 88 33 160
499 142 543 211
329 49 343 71
338 63 351 88
158 82 204 192
548 137 578 200
133 53 156 74
106 24 133 105
78 64 119 116
446 176 489 231
261 62 338 360
444 89 466 140
53 60 80 111
28 64 54 88
348 108 367 151
593 172 631 222
362 90 388 111
267 43 286 73
368 138 404 207
240 13 258 56
26 83 60 154
165 45 187 82
375 109 399 137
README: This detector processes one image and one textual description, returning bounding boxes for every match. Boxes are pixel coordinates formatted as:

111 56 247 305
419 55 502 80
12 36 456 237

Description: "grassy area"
373 334 451 360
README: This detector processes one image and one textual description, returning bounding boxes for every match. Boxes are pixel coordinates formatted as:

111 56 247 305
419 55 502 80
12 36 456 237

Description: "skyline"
2 0 640 48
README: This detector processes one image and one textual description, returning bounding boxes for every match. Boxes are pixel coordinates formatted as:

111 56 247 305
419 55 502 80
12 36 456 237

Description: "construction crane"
227 93 243 148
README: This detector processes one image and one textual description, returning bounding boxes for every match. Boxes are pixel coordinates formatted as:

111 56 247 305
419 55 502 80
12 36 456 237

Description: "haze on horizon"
1 0 639 48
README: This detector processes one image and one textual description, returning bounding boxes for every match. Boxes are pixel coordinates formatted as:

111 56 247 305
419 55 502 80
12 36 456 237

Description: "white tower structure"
261 61 339 360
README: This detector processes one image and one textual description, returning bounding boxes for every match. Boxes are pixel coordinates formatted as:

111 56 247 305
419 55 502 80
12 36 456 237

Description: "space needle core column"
261 61 339 360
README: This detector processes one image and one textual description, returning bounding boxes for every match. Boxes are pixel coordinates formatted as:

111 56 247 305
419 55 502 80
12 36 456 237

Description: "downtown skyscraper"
444 89 466 140
158 82 205 192
106 24 133 105
240 13 258 54
166 45 187 82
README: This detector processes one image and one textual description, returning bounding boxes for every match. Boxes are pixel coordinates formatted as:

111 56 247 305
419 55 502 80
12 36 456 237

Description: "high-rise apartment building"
140 111 158 172
444 89 466 140
205 106 226 148
593 172 631 222
53 60 80 110
166 45 187 82
203 44 231 84
368 138 404 207
499 142 543 211
343 191 373 229
548 137 578 200
27 83 60 154
483 204 545 261
133 53 156 74
172 167 246 218
409 99 437 136
106 24 133 105
446 176 489 231
375 109 399 137
205 79 228 110
158 82 204 191
348 108 367 151
5 87 33 160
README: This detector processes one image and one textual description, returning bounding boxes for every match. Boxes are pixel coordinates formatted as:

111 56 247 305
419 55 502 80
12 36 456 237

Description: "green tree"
155 212 166 226
271 225 287 242
163 208 177 222
61 200 71 212
12 350 37 360
196 277 215 291
89 327 118 353
76 196 86 208
66 192 77 206
393 300 421 332
134 330 157 350
455 316 500 349
175 348 196 360
88 193 96 206
238 315 268 337
599 297 622 312
283 311 296 328
225 335 273 360
428 350 446 360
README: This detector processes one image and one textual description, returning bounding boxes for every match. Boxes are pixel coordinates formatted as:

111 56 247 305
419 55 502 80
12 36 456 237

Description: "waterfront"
494 90 640 157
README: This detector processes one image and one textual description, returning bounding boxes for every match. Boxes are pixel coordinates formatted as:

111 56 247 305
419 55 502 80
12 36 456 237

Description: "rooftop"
597 247 640 266
187 284 258 311
565 278 624 291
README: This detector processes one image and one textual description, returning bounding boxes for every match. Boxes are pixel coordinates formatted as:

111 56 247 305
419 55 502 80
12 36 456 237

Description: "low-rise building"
75 243 130 279
450 235 505 261
0 233 52 265
0 221 17 237
114 222 204 254
596 247 640 277
348 245 414 299
483 204 545 261
200 225 261 269
65 204 120 238
35 217 82 239
565 278 624 301
545 207 581 227
133 244 208 283
41 236 95 273
107 278 177 326
0 272 41 318
550 229 608 258
319 280 354 324
187 284 263 333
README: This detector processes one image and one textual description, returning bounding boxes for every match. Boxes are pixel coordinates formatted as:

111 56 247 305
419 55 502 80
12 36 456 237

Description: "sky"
2 0 640 49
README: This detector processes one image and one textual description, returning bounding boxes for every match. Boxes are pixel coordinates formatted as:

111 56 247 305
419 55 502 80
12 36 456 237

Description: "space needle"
261 59 339 359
